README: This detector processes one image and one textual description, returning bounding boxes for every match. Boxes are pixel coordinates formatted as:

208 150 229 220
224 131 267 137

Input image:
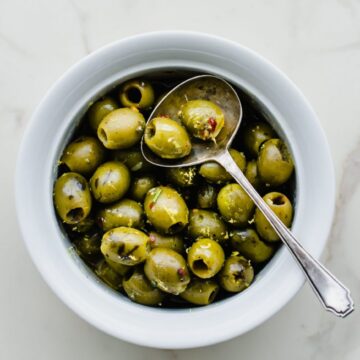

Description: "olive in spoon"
141 74 354 317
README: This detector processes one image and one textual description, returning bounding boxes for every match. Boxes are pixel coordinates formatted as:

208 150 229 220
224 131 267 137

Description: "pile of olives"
53 76 295 307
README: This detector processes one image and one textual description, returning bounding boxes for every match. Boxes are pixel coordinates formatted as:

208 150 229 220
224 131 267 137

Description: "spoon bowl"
141 75 242 167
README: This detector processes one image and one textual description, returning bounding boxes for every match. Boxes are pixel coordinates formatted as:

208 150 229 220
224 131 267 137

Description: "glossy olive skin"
101 227 150 266
73 231 101 259
199 149 246 184
254 192 293 241
149 232 184 253
196 183 217 209
97 108 145 150
129 175 157 201
90 161 130 203
218 255 254 292
217 183 255 226
166 166 198 187
94 259 123 290
60 136 105 175
244 159 263 191
144 186 189 234
123 268 164 306
188 209 228 243
144 117 192 159
144 248 190 295
119 79 155 110
69 216 95 233
113 148 153 172
242 121 275 157
54 172 92 224
88 97 117 133
97 199 144 231
230 228 274 263
105 257 131 276
187 238 225 279
180 100 224 140
180 279 219 305
257 139 294 186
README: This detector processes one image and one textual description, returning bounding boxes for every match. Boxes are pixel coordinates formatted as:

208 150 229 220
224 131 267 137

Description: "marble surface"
1 0 359 358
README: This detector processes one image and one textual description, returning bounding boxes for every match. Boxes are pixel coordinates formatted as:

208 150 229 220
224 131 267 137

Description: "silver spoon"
141 74 354 317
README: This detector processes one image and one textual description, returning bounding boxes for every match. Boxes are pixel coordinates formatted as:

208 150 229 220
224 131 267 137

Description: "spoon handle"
218 151 354 318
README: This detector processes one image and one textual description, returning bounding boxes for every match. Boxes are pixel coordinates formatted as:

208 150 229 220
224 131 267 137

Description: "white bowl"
15 31 335 349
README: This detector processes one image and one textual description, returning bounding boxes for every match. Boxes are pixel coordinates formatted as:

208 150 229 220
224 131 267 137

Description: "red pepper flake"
149 233 156 243
177 268 186 280
149 188 162 210
208 117 217 132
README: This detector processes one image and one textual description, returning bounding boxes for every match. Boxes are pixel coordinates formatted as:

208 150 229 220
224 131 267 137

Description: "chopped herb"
149 188 162 209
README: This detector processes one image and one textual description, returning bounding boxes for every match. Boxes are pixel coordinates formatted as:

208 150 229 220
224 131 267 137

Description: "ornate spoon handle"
218 151 354 317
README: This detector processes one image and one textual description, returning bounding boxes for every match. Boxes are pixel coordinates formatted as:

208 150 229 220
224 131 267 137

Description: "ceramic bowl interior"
16 32 335 349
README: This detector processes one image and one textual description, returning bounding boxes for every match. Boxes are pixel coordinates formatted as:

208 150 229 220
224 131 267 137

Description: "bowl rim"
15 31 335 349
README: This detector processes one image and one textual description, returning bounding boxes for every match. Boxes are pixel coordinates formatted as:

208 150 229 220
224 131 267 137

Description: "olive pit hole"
208 289 218 303
192 259 208 272
126 87 142 104
117 242 125 256
233 270 245 282
146 123 156 139
168 222 183 234
272 195 285 206
99 128 108 142
66 207 84 222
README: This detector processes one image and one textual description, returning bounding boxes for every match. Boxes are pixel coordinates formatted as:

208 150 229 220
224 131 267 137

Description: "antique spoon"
141 74 354 317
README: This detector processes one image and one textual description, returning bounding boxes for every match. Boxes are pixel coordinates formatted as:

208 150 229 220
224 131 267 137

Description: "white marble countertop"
1 0 359 359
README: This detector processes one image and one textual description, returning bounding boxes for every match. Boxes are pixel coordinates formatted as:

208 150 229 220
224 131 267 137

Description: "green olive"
180 100 224 140
144 248 190 295
119 79 155 110
188 209 228 243
180 279 219 305
123 268 165 306
196 183 218 209
101 226 150 266
54 172 92 224
144 117 191 159
69 216 95 233
87 97 117 133
244 159 263 191
199 149 246 184
149 232 184 254
94 259 123 290
112 148 153 172
144 186 189 234
97 108 145 150
129 175 157 201
105 258 131 276
90 161 130 203
97 199 144 231
242 121 275 157
254 192 293 241
217 183 255 226
187 238 225 279
218 255 254 292
166 166 198 188
73 230 101 259
257 139 294 186
230 228 274 263
60 136 105 176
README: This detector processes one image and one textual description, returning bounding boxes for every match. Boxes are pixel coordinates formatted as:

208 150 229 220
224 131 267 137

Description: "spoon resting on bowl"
141 74 354 317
